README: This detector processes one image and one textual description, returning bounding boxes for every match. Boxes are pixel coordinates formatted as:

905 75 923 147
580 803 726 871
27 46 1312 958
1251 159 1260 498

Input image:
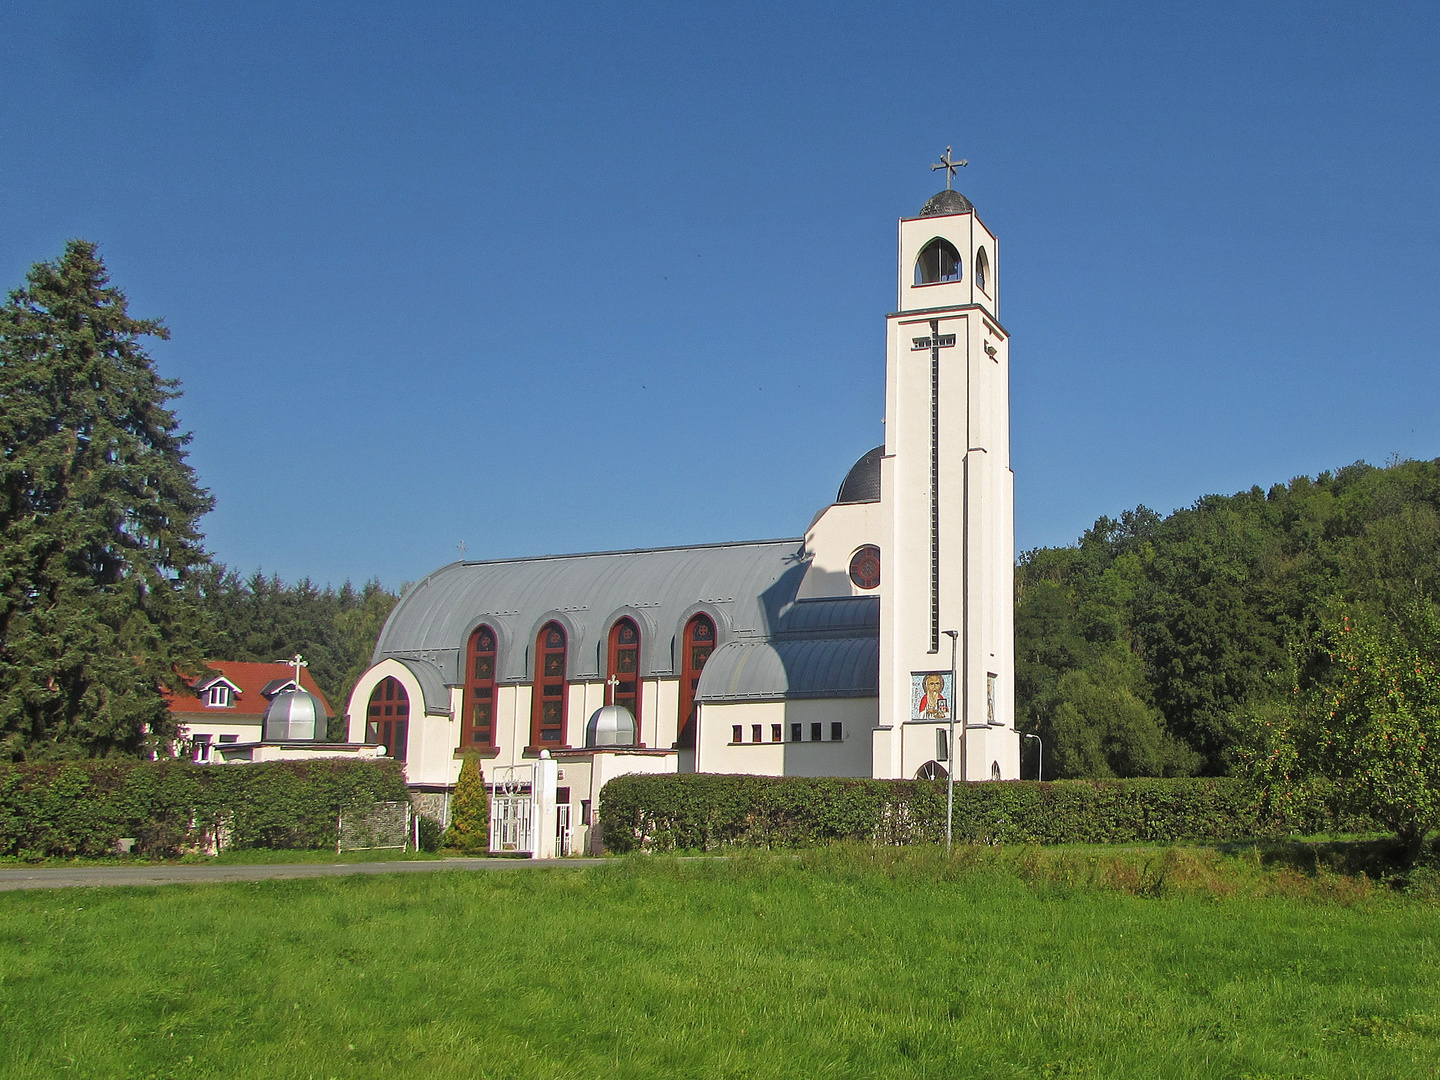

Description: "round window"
849 545 881 590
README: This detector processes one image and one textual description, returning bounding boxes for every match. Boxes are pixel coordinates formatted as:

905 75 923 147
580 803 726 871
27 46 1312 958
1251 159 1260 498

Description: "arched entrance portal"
366 676 409 762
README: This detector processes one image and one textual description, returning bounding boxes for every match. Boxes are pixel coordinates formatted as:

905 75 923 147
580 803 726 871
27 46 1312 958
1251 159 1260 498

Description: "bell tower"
872 160 1018 782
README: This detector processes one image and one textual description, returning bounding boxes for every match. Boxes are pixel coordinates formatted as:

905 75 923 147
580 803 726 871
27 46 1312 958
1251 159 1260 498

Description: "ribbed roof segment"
835 446 883 504
696 596 879 702
374 539 808 687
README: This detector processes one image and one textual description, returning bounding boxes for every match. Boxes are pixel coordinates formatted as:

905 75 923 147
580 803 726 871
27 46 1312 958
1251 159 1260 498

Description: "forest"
1015 457 1440 778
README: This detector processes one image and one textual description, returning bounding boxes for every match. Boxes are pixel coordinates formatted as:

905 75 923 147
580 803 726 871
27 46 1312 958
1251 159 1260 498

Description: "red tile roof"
164 661 334 718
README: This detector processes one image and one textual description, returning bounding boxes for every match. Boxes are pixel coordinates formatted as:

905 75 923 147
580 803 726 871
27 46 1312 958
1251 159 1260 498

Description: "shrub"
0 758 408 859
444 755 489 854
416 815 445 852
598 774 1353 854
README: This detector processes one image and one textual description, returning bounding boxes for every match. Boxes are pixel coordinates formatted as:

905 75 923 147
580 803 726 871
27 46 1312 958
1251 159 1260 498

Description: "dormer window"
206 683 234 708
915 238 962 285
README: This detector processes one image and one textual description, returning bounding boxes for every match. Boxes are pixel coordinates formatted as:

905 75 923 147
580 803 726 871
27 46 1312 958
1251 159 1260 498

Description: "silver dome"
262 688 329 742
585 704 638 748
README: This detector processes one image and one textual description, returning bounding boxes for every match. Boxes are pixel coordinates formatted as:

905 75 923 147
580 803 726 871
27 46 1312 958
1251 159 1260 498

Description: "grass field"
1 846 1437 1079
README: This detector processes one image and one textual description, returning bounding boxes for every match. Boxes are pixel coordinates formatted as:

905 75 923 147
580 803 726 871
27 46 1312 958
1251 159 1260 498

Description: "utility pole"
943 629 960 854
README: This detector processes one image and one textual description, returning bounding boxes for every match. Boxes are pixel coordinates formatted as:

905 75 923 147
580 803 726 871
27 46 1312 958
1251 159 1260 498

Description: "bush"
416 815 445 852
0 759 408 859
598 774 1355 854
444 755 489 854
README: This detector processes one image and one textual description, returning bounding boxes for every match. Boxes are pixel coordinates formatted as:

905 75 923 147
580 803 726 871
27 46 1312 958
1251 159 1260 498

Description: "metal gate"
556 803 572 857
489 765 535 854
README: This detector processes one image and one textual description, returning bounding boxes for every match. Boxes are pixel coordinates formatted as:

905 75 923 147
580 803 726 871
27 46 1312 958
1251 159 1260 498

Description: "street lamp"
942 629 959 854
1023 732 1043 781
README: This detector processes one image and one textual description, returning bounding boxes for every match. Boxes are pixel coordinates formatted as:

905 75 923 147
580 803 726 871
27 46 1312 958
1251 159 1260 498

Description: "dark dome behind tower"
836 446 883 504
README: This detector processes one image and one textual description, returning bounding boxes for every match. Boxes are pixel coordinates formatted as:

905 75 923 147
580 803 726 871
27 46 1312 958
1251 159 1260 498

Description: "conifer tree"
445 755 489 853
0 241 214 759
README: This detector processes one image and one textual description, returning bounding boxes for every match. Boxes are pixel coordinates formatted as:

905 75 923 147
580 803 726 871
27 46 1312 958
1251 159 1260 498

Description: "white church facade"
344 178 1019 851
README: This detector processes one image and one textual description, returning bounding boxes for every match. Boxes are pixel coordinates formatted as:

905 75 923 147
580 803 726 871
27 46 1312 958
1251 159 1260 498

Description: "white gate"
556 803 572 857
489 765 535 854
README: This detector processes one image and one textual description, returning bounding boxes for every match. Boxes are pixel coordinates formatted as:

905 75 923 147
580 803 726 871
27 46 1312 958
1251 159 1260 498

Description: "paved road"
0 857 610 892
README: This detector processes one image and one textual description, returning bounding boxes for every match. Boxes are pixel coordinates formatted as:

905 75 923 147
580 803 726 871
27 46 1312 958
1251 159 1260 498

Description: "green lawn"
1 847 1437 1079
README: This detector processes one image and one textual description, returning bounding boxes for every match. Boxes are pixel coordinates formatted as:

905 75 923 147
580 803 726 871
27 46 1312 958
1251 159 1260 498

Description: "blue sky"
2 2 1436 588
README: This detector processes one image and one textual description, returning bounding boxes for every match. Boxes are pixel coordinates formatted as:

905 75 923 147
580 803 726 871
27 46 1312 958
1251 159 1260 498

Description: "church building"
345 173 1018 850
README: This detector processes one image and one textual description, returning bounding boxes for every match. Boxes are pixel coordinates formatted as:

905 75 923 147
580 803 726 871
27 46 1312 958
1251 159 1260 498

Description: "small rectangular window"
751 724 762 744
987 673 998 725
556 787 570 805
811 722 822 742
732 725 743 744
218 734 238 744
771 724 782 743
580 799 592 826
831 722 843 741
936 727 949 762
192 733 212 762
206 684 231 708
791 723 803 742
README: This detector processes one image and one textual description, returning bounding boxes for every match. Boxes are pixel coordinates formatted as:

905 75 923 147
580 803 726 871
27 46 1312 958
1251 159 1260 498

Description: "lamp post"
1023 732 1043 781
942 629 959 854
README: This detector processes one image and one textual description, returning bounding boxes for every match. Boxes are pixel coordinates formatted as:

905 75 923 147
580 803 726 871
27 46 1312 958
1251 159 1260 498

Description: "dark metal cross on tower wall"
913 320 957 652
931 146 967 190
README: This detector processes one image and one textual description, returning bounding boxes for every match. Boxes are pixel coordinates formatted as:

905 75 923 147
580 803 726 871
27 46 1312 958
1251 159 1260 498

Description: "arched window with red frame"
676 614 715 750
366 676 409 762
462 625 497 750
531 622 568 748
607 617 642 742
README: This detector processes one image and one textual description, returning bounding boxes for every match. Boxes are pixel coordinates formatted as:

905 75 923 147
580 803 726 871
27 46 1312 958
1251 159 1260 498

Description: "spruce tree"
0 240 214 759
445 755 489 853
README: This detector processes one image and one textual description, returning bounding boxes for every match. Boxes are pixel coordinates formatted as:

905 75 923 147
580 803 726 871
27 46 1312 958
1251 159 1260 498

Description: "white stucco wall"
697 698 876 777
798 501 883 600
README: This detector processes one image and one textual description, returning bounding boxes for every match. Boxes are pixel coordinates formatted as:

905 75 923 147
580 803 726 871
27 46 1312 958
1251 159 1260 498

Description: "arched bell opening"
915 238 962 285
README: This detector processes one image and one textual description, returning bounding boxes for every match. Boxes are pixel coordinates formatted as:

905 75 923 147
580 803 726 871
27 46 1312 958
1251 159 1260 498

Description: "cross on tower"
913 320 956 653
605 673 620 706
930 146 968 190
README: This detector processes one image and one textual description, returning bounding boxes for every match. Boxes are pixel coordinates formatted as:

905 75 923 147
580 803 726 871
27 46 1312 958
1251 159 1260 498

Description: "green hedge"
599 774 1350 853
0 759 409 859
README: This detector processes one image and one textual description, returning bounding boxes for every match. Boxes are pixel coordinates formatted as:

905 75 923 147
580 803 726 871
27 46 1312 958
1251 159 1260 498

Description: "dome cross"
930 146 968 190
275 653 308 689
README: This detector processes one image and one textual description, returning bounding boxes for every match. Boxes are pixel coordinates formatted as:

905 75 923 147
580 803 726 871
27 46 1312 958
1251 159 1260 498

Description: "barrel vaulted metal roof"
696 596 879 702
372 541 882 715
374 539 810 686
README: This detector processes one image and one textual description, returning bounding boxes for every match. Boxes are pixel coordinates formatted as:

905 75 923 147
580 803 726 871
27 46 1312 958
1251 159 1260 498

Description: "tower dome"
836 446 883 504
262 688 329 742
585 704 638 748
920 189 974 217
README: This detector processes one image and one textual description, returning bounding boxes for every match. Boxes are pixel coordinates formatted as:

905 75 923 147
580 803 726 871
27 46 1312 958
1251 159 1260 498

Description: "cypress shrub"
599 774 1350 854
444 755 489 854
0 758 408 859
